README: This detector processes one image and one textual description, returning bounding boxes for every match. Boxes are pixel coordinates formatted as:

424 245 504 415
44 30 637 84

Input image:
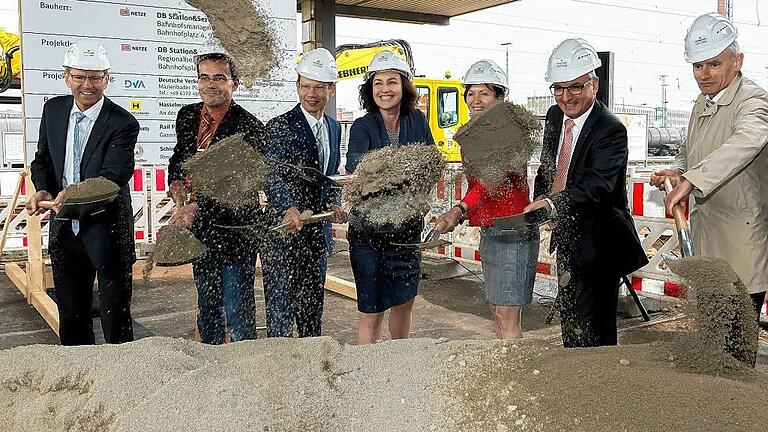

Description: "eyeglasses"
298 83 330 93
550 80 593 96
198 74 232 83
68 74 107 84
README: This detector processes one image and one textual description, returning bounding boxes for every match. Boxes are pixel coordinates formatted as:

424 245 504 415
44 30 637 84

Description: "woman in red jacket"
435 59 539 340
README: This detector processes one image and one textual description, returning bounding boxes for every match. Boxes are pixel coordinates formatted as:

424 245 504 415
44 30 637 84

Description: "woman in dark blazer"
345 51 435 344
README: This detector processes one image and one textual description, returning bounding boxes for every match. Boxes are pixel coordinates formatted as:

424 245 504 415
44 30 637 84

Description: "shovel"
492 207 551 230
391 227 452 250
152 224 207 267
38 191 120 220
269 210 334 232
214 210 334 233
266 157 349 188
664 178 695 257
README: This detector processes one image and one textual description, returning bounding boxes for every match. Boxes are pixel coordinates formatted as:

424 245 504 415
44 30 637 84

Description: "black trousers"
557 258 621 348
49 225 134 345
751 291 767 322
262 225 326 338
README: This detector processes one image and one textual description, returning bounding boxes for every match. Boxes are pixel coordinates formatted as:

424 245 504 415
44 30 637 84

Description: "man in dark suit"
262 48 345 337
525 38 648 347
27 40 138 345
167 40 267 345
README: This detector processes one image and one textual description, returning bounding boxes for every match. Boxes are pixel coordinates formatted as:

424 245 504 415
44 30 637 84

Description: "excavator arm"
335 39 415 80
0 29 22 93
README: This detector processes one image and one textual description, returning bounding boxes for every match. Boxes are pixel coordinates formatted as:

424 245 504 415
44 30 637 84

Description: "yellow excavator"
335 39 469 162
0 29 21 93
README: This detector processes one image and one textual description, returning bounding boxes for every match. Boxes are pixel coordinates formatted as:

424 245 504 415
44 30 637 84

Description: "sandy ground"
2 253 766 431
1 334 766 431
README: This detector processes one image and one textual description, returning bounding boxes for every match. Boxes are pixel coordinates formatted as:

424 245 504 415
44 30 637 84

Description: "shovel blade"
493 207 550 230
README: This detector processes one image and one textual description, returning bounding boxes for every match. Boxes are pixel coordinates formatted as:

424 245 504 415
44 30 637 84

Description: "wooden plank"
5 263 60 335
29 290 59 336
324 274 357 300
0 172 24 257
5 262 28 296
24 175 45 300
44 271 53 288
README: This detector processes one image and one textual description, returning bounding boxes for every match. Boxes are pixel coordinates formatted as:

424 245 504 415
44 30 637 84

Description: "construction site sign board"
20 0 297 166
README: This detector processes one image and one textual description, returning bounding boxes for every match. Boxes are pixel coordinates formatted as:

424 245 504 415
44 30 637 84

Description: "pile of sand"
1 336 766 431
454 102 541 190
186 0 280 87
148 224 206 269
668 256 760 368
182 134 267 208
61 177 119 204
344 144 444 226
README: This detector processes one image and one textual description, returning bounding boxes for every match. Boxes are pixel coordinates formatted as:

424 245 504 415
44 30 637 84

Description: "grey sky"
332 0 768 112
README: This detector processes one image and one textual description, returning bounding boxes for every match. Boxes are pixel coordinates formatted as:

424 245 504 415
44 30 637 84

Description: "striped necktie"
705 98 715 109
314 121 326 173
71 112 88 235
197 112 215 150
551 119 575 194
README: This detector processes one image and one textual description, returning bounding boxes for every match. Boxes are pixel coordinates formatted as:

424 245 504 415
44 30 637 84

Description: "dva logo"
124 79 146 90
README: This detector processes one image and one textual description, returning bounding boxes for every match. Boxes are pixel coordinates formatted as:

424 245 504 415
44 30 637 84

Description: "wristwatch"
453 203 467 222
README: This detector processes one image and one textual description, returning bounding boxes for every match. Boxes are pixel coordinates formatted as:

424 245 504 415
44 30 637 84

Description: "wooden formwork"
2 171 59 335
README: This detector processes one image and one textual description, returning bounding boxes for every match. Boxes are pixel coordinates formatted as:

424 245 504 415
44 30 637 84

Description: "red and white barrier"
129 168 149 242
150 166 175 241
331 170 695 298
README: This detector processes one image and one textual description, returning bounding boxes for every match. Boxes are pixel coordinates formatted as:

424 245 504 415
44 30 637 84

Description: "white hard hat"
296 48 338 83
684 13 738 63
62 39 110 70
194 37 229 64
545 38 601 83
462 59 508 91
366 50 413 81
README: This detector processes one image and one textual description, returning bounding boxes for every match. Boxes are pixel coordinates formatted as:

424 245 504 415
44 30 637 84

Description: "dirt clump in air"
61 177 119 204
343 143 444 226
668 255 760 369
182 133 267 208
186 0 280 87
147 224 206 270
454 102 541 190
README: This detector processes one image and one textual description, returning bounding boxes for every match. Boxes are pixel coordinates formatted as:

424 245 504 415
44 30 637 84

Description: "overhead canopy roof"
335 0 519 25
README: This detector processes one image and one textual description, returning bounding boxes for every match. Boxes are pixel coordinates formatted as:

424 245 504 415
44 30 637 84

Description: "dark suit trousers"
557 257 620 348
262 226 326 338
50 224 134 345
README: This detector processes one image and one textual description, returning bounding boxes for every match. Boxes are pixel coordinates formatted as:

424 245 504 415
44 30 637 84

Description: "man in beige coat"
652 13 768 321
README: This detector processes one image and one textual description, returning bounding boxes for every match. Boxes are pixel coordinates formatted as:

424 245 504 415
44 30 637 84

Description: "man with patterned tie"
525 38 647 347
262 48 344 337
167 39 268 344
27 40 139 345
652 13 768 325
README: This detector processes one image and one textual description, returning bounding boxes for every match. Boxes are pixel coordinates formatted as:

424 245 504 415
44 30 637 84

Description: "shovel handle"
38 200 55 210
663 178 689 231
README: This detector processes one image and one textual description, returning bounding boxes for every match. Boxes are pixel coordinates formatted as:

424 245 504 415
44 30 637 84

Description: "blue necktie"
71 112 87 235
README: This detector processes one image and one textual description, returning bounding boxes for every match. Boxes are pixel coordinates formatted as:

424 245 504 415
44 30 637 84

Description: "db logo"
121 44 131 51
119 8 130 16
